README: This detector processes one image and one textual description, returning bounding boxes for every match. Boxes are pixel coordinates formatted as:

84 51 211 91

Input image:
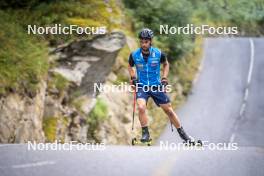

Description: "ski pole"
132 90 136 130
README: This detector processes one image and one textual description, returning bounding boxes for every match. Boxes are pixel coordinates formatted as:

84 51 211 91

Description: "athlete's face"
140 39 151 51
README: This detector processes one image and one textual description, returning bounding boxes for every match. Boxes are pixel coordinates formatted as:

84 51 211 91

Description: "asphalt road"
1 38 264 176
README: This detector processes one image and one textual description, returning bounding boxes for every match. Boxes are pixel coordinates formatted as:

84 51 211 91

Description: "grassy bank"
0 0 128 97
0 10 49 96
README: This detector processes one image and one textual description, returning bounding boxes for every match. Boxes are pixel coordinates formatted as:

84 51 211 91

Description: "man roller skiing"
128 28 194 143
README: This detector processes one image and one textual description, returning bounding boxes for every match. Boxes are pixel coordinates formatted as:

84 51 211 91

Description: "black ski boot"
141 126 151 142
177 126 193 144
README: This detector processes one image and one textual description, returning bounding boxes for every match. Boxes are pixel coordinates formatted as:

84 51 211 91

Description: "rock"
0 81 46 143
53 61 90 86
53 32 126 96
117 67 130 80
80 96 97 115
44 95 62 118
106 72 117 82
0 31 131 144
49 87 60 95
72 56 100 62
91 32 126 52
92 83 143 144
68 113 88 143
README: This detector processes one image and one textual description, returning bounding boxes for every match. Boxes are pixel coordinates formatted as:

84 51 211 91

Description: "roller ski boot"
177 126 202 146
132 126 152 146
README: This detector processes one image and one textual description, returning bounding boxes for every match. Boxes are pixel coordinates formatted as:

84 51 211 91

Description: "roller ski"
131 137 152 146
177 126 202 146
132 126 152 146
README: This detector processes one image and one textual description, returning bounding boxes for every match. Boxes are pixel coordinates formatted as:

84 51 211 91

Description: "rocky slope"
0 32 132 144
0 81 46 143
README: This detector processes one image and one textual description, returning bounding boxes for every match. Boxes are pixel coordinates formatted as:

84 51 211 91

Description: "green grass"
0 0 128 96
87 98 108 141
87 98 108 125
0 0 206 144
5 0 125 45
48 72 69 96
43 117 58 142
72 97 86 113
191 0 264 36
172 36 203 96
0 10 49 96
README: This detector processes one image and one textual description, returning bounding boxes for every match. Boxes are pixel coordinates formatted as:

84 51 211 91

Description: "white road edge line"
239 38 255 117
239 103 246 117
247 39 255 85
229 38 255 143
12 161 56 169
229 134 236 143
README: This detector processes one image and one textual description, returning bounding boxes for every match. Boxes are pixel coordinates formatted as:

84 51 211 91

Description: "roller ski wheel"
183 139 203 147
131 138 152 146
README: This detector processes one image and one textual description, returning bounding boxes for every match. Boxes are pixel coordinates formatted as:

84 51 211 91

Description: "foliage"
87 98 108 140
0 10 49 96
123 0 264 60
123 0 193 60
43 117 58 142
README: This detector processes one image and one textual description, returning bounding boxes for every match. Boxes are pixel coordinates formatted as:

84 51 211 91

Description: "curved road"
1 38 264 176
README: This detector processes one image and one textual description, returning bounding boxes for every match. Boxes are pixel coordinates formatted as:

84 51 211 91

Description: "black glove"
130 76 138 86
161 77 168 86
